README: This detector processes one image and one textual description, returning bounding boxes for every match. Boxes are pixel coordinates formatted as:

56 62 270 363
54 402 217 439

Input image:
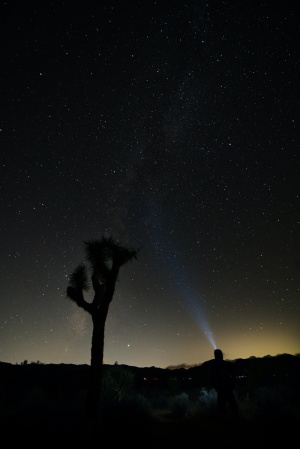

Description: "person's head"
214 349 223 361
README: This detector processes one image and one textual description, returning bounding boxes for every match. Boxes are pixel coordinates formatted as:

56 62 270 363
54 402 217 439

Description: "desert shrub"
237 393 259 420
99 391 154 430
196 387 217 412
169 392 191 418
138 385 170 409
101 364 135 402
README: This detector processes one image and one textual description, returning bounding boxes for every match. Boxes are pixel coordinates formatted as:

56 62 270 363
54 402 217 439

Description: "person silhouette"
211 348 239 416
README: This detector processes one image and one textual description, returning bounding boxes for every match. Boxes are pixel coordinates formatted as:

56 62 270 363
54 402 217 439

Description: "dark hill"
1 354 300 448
1 353 299 392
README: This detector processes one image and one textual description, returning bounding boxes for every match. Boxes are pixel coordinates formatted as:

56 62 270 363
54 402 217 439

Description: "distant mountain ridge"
166 352 300 370
1 353 299 391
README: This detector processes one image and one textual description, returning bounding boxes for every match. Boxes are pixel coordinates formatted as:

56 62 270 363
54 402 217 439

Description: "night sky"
1 0 299 369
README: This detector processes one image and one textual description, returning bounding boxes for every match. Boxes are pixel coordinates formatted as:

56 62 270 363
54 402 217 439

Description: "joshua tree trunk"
66 236 140 435
85 312 107 423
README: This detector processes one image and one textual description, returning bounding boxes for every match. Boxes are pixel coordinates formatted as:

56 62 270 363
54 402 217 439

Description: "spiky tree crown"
84 236 140 272
68 263 90 292
66 236 140 303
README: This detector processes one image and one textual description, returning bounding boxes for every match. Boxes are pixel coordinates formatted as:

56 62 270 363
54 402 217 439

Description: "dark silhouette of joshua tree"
66 236 140 429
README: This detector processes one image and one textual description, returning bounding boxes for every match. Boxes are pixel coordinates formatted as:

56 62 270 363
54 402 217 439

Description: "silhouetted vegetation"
66 236 139 431
1 354 299 447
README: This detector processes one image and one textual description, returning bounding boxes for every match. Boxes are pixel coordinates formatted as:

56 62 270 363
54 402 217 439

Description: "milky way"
1 0 299 368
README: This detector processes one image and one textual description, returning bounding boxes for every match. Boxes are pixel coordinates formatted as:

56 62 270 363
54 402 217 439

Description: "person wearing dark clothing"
211 348 239 415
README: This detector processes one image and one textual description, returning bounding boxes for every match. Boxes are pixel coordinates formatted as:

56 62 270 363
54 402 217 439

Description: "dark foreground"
3 406 298 449
1 356 299 448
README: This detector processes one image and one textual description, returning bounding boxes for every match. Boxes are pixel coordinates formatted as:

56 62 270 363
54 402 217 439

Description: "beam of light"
153 236 217 350
183 293 217 350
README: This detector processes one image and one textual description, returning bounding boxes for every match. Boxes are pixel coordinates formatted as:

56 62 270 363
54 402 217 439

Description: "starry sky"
1 0 299 369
